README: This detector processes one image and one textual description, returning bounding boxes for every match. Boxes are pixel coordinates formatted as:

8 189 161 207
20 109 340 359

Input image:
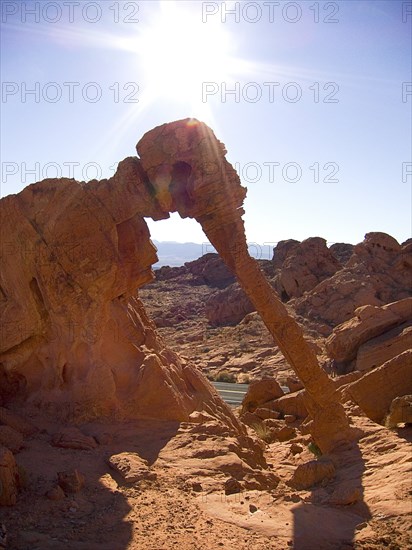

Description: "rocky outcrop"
329 242 354 265
342 350 412 423
294 233 411 327
355 322 412 372
272 237 341 300
205 284 254 326
325 298 412 367
1 118 353 453
241 378 284 413
386 395 412 427
156 253 235 289
0 159 235 425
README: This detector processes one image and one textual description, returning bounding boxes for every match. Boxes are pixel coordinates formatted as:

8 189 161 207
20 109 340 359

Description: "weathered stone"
325 298 412 363
108 452 156 484
329 484 362 505
294 233 411 328
206 284 254 326
0 118 354 454
290 443 303 455
224 477 242 495
275 426 296 441
240 412 264 429
52 427 98 451
386 395 412 427
241 378 284 413
266 390 308 419
343 350 412 423
274 237 341 300
57 470 85 494
356 322 412 372
289 458 336 490
286 377 304 393
254 407 280 420
0 446 19 505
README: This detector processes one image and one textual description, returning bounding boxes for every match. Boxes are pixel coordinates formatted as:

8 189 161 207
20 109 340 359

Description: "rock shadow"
292 442 371 550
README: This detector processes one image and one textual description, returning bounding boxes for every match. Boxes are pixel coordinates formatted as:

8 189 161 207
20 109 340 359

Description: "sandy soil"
2 408 411 550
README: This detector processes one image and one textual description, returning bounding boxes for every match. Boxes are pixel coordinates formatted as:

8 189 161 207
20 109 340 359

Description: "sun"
135 1 235 109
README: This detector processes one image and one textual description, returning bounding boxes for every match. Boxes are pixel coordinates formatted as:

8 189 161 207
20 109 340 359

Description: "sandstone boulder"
342 350 412 423
265 390 308 419
329 242 354 265
386 395 412 427
205 284 254 326
185 253 235 288
241 378 284 413
289 457 336 490
51 427 98 451
108 452 156 484
57 470 85 494
325 298 412 364
355 322 412 372
273 237 341 300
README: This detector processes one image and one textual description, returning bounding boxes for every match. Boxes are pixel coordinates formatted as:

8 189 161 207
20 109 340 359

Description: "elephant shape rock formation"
0 118 353 452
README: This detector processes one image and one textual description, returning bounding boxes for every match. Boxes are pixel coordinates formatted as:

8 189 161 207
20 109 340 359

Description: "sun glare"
135 2 235 111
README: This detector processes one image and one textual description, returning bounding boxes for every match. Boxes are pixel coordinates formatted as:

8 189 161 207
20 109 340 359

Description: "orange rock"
343 350 412 423
325 298 412 363
241 378 284 413
0 446 19 506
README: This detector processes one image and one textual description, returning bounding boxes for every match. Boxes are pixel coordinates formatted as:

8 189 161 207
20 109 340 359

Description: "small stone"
276 426 296 442
52 427 98 451
284 415 296 424
224 477 242 495
57 469 85 494
192 482 202 492
290 443 303 455
289 458 336 490
329 484 362 505
108 452 156 484
249 504 258 513
46 486 65 501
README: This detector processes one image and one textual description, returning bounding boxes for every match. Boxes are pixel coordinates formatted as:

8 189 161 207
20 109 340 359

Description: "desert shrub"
252 423 272 443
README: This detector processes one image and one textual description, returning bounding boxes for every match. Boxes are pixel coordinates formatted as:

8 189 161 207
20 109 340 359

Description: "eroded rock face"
273 237 341 300
293 233 411 327
325 298 412 366
1 118 352 453
0 158 235 425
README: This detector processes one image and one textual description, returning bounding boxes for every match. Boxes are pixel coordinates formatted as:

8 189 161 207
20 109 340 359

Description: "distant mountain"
152 241 213 267
152 240 274 267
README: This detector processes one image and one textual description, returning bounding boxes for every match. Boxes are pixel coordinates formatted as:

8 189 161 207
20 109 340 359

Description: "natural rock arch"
0 118 353 452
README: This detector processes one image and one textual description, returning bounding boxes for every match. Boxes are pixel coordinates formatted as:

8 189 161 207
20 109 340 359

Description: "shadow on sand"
292 441 371 550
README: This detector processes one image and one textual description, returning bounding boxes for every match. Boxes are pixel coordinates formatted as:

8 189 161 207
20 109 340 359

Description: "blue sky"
1 0 411 247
